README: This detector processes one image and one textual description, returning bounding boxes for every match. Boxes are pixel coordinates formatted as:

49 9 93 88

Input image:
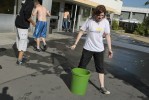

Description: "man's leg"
65 20 68 31
62 19 65 31
33 38 41 52
33 21 42 52
36 38 40 49
16 28 28 64
41 37 47 51
18 51 24 61
41 37 46 45
40 22 47 51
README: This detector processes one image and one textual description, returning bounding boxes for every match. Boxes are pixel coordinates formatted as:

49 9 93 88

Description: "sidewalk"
112 30 149 44
0 32 73 46
0 32 73 84
0 32 148 100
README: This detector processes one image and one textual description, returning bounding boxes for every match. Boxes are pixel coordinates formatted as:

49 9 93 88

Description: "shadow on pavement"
28 37 36 49
50 52 74 90
60 73 72 90
0 48 7 52
88 80 100 91
18 49 74 91
0 87 13 100
137 96 149 100
0 47 16 58
12 43 18 58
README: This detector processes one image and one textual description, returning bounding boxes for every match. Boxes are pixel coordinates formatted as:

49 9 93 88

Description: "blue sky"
123 0 149 8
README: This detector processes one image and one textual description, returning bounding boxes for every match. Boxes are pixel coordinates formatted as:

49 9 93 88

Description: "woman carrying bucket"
71 5 113 94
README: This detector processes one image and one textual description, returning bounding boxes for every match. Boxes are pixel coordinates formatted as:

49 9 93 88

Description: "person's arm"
67 12 70 19
104 19 113 58
70 18 89 50
32 8 37 16
24 2 35 27
71 30 84 50
28 17 36 27
106 34 113 58
47 10 51 17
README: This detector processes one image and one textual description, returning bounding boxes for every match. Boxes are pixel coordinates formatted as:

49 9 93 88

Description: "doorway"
50 2 60 32
64 3 80 32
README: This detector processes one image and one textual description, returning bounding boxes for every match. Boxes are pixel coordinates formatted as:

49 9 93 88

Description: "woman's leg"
93 51 110 94
93 51 104 87
78 49 93 68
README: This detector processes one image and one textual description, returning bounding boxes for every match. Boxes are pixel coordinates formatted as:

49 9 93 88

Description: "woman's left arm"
106 34 113 58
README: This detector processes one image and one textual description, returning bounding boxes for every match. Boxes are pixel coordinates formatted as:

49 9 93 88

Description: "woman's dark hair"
92 5 106 17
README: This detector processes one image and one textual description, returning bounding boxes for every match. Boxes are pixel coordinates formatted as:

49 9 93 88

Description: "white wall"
122 7 149 13
42 0 53 34
0 14 15 32
90 0 123 14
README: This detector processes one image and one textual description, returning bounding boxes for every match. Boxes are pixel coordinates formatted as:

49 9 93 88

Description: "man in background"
32 0 51 52
63 9 70 32
15 0 35 65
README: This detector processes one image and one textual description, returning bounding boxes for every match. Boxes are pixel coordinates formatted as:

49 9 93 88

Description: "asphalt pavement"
0 31 148 100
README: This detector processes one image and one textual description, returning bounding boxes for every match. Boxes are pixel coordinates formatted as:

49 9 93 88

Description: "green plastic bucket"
70 68 91 95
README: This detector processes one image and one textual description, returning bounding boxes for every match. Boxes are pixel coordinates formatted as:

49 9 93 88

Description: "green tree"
134 16 149 36
145 0 149 5
112 20 119 30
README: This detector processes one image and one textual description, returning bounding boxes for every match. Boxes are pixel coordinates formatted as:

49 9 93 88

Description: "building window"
0 0 15 14
121 11 130 19
82 7 91 21
133 12 135 15
51 2 60 16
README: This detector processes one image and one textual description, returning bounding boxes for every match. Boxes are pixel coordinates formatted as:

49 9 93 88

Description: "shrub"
135 24 149 36
118 27 123 30
143 16 149 28
112 20 119 30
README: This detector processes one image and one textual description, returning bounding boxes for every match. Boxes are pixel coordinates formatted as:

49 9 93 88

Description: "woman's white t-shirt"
80 18 110 52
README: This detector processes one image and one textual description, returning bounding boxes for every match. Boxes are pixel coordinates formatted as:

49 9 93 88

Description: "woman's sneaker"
100 87 110 94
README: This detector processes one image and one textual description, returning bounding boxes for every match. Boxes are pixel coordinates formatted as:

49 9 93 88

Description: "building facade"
113 6 149 23
0 0 123 32
112 6 149 32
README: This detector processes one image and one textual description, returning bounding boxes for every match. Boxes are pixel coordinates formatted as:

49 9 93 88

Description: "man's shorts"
16 28 28 51
33 21 47 38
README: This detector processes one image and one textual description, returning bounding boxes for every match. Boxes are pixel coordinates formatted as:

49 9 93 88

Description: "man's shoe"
100 87 110 94
33 47 41 52
43 45 47 51
41 45 47 51
16 60 23 65
22 55 30 63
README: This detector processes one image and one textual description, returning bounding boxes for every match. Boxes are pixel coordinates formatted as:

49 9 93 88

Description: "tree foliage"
134 16 149 36
112 20 119 30
145 0 149 5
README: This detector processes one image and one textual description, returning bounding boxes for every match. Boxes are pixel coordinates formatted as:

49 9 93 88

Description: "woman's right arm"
70 30 84 50
71 18 89 50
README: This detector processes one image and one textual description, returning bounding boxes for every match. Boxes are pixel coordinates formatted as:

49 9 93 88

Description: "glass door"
50 2 60 31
